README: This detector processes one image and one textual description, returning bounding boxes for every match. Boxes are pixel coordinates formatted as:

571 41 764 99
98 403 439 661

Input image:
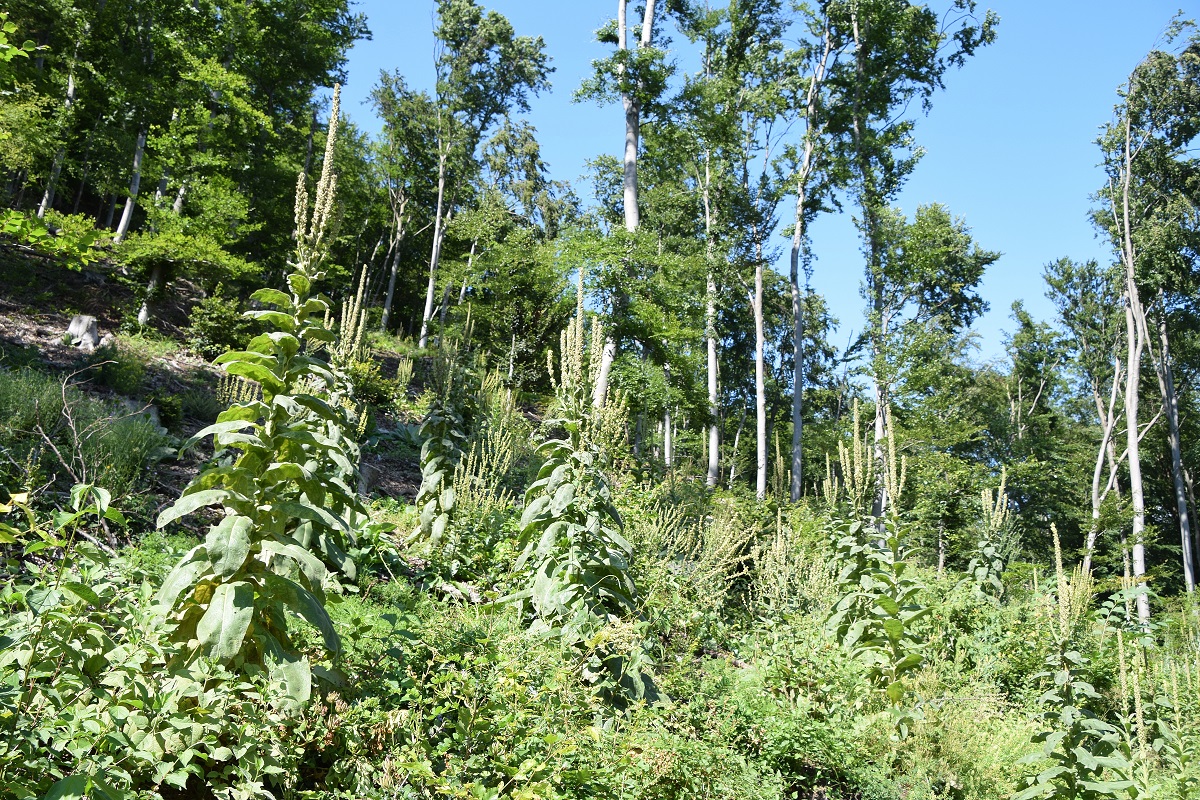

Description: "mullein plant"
826 401 928 738
154 85 369 705
507 282 654 706
1104 582 1199 799
1014 528 1133 800
963 469 1010 602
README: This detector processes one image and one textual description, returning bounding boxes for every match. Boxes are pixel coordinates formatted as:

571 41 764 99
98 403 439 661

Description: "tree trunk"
702 155 720 487
419 156 448 348
754 241 767 501
113 128 147 244
1153 294 1194 592
789 230 805 503
1082 360 1122 575
595 0 656 408
380 203 406 332
137 263 164 327
1117 111 1150 626
729 406 747 487
787 15 833 503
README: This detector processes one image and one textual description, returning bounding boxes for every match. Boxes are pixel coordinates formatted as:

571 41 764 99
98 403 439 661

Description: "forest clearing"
0 1 1199 798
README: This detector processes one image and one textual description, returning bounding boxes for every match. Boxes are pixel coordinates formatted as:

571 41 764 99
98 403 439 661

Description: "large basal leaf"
269 653 313 706
196 581 254 661
273 500 348 533
222 361 286 395
206 515 253 578
155 544 210 611
181 419 259 453
250 287 294 310
260 539 329 594
158 488 243 529
262 572 339 654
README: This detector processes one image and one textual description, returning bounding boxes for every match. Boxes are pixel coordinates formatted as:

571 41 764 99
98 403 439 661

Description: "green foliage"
0 12 37 70
186 286 264 360
156 93 367 702
1014 648 1133 800
828 518 929 734
506 303 653 703
0 487 314 798
409 375 470 553
0 209 100 267
0 367 168 497
89 339 147 395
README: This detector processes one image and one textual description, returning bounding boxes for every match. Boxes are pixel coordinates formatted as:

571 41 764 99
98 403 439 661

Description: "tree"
1045 257 1126 575
580 0 673 408
827 0 997 515
1095 22 1200 616
371 71 438 333
417 0 551 349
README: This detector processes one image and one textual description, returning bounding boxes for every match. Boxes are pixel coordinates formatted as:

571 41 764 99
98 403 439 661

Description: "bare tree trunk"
788 16 833 503
848 5 889 521
1152 293 1194 592
754 240 767 501
595 0 656 408
380 204 406 332
419 157 448 348
37 27 88 218
113 128 147 244
701 154 720 487
1116 111 1151 626
137 264 164 327
1083 359 1123 575
728 406 747 487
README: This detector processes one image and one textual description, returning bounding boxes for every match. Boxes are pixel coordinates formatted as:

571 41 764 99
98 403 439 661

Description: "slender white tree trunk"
754 242 767 501
1082 360 1122 576
1117 111 1151 626
595 0 656 408
787 18 832 503
381 204 406 332
38 21 90 219
419 159 448 348
113 128 147 244
702 156 720 487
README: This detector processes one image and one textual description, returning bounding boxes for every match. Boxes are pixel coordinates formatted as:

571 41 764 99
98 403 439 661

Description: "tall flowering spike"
293 172 309 243
311 84 342 243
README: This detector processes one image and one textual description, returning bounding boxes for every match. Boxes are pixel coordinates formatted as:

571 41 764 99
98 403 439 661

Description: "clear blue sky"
337 0 1199 364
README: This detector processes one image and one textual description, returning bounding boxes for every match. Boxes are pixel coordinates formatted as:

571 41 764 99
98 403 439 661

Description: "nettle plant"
156 86 365 703
508 303 654 702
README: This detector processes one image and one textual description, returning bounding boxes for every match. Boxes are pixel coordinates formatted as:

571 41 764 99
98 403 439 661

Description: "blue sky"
337 0 1198 364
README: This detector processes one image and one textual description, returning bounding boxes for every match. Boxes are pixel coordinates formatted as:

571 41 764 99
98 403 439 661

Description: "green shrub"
344 357 395 408
147 391 183 430
0 487 304 798
179 385 225 422
185 285 262 359
0 367 167 497
88 340 147 395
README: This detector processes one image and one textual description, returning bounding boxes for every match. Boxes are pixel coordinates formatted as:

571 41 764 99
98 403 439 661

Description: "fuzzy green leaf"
206 515 253 578
196 581 254 661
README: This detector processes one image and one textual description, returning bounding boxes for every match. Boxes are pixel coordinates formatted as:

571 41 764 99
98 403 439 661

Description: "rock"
358 461 379 496
98 333 116 350
118 398 164 432
66 315 100 352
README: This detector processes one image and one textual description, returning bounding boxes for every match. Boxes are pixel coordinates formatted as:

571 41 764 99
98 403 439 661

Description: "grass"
0 366 169 498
